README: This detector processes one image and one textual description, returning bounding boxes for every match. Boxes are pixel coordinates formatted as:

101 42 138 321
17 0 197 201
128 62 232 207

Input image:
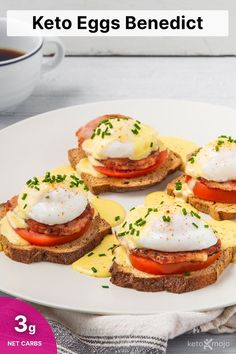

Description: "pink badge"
0 297 57 353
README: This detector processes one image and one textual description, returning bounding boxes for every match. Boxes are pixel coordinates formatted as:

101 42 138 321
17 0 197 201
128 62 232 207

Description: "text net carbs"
7 10 228 37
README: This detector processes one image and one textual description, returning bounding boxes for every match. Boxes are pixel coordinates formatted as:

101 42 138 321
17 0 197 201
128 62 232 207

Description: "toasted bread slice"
68 147 182 195
167 176 236 221
110 248 233 293
0 204 111 265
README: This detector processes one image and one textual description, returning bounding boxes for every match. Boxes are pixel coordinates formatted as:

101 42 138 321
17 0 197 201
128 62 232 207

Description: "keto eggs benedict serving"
167 136 236 220
111 203 233 293
68 114 182 194
0 172 111 264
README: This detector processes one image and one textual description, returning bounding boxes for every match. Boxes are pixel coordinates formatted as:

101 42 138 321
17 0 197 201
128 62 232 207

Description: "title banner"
7 10 228 37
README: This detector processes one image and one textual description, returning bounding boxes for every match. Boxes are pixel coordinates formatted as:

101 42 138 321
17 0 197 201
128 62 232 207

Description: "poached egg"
186 136 236 182
116 204 217 252
9 172 89 228
82 117 164 161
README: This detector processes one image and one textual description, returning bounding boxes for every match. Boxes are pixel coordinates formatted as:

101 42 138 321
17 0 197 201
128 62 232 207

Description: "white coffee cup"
0 17 64 111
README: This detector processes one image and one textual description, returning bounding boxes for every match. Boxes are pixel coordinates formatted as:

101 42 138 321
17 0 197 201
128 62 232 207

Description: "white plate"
0 98 235 314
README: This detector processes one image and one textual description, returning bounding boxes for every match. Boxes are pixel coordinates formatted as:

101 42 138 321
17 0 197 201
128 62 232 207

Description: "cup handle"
41 37 64 74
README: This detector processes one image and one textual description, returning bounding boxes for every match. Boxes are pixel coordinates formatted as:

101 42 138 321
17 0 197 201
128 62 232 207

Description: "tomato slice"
15 216 91 247
94 150 169 178
193 180 236 204
129 252 220 275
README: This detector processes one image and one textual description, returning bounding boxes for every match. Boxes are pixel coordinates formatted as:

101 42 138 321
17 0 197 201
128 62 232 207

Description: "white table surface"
0 56 236 353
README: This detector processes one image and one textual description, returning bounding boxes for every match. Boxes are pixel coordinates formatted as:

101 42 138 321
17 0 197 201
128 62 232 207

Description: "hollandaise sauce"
45 165 127 276
72 197 125 277
207 219 236 262
90 196 126 227
72 234 118 277
145 190 177 207
50 164 75 175
159 136 199 166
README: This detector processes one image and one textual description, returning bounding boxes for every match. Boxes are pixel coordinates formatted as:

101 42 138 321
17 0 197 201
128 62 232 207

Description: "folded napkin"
35 304 236 354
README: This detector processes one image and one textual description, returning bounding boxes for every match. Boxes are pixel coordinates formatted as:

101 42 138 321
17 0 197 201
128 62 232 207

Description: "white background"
1 0 236 55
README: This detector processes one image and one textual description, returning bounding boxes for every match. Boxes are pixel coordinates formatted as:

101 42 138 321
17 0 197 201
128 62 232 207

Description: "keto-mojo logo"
187 337 231 351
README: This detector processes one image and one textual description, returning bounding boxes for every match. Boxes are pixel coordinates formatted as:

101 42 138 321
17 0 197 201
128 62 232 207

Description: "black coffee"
0 48 25 62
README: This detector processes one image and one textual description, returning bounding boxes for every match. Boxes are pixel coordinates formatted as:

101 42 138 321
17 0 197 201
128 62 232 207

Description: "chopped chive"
114 216 120 221
22 193 27 200
102 285 109 289
162 215 171 222
42 172 67 184
45 196 50 199
150 142 154 148
91 267 97 273
135 218 142 225
23 204 27 209
112 256 116 262
134 218 147 227
87 252 94 257
192 222 199 228
204 224 209 228
26 176 40 190
144 208 153 218
108 244 117 251
188 157 195 164
136 230 140 237
182 208 187 216
99 253 106 257
122 221 127 228
134 123 141 130
131 129 139 135
144 213 150 218
160 201 164 205
118 232 126 237
190 211 201 219
69 175 88 191
130 207 135 211
134 218 142 224
175 181 182 191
